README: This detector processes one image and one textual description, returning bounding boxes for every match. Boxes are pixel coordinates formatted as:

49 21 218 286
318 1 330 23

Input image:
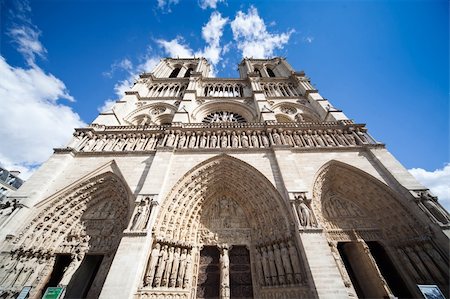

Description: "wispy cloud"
7 1 47 66
0 0 84 179
409 164 450 211
230 6 294 58
199 0 225 10
156 11 228 76
99 55 161 112
156 0 180 13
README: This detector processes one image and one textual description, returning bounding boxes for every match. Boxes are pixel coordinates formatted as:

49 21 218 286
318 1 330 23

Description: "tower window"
169 67 181 78
254 68 262 77
184 68 193 78
266 68 276 77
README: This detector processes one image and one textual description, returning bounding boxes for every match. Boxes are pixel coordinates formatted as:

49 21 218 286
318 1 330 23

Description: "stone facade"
0 57 448 299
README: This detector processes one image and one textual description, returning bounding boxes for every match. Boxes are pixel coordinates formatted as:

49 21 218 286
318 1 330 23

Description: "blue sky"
0 0 448 207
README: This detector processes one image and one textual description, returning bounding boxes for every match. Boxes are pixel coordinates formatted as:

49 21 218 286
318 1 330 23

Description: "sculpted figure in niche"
419 191 450 224
166 131 176 147
145 243 161 286
210 132 218 148
113 134 127 151
323 131 336 146
169 247 181 287
219 246 230 299
241 132 249 148
280 243 294 284
355 128 369 144
81 135 96 152
260 247 271 286
266 245 278 285
254 249 265 285
273 244 286 284
272 129 282 145
154 244 168 287
189 132 197 148
231 131 238 148
221 132 228 148
334 129 347 146
178 132 186 148
135 134 147 150
129 197 152 231
293 132 303 146
251 131 259 148
176 248 187 287
313 130 325 146
199 132 207 148
261 132 270 147
162 246 174 287
183 250 193 288
287 240 302 283
145 134 157 150
345 131 356 145
303 131 314 147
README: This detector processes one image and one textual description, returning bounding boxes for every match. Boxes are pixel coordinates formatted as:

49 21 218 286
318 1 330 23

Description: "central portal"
196 197 254 298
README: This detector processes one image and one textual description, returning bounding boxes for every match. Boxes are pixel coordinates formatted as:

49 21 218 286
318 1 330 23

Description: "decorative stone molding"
410 189 450 226
64 123 376 154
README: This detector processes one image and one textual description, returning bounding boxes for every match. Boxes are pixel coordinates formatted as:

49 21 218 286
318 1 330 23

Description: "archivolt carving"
0 172 131 298
312 161 426 240
153 155 292 245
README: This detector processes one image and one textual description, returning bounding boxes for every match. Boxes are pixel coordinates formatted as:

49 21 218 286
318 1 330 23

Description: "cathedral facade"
0 58 448 299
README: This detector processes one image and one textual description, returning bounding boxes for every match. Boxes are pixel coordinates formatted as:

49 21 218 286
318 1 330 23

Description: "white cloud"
156 12 228 76
9 26 47 65
102 58 133 78
199 0 224 9
409 164 450 211
157 37 194 58
0 57 85 178
98 56 160 112
98 99 116 113
230 6 293 58
157 0 180 12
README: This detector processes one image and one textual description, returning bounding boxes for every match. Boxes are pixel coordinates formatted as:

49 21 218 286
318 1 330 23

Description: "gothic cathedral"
0 58 448 299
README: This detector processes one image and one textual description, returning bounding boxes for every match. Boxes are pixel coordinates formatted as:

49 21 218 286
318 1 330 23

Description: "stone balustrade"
146 82 188 98
260 81 300 98
201 81 246 97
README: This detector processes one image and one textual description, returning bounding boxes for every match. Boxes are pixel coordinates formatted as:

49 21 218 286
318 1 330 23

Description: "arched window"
184 68 193 78
169 67 181 78
254 68 262 77
266 67 276 78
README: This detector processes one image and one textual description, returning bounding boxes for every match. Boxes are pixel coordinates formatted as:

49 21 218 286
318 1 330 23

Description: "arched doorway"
312 161 448 298
140 155 313 299
0 172 131 299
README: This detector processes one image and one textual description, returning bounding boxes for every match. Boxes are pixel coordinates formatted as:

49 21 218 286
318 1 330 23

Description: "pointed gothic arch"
0 167 133 298
141 155 310 298
311 160 447 298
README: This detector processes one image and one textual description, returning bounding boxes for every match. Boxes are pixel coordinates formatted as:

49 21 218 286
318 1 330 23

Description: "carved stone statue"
221 132 228 148
272 129 281 145
273 244 286 284
169 247 181 287
231 132 238 148
219 246 230 299
154 245 168 287
280 243 294 284
261 132 270 147
241 132 249 148
287 240 302 283
188 132 197 148
419 191 450 224
166 131 176 147
145 243 161 286
210 132 218 148
177 248 187 288
178 132 186 148
251 132 259 148
199 132 207 148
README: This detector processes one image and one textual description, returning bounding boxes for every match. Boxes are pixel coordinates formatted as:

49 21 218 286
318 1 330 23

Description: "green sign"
42 287 64 299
